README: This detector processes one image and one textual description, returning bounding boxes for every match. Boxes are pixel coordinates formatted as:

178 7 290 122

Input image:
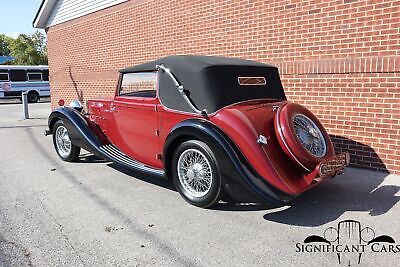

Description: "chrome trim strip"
99 145 164 176
257 134 268 145
275 106 311 172
103 149 164 176
102 145 142 166
104 144 131 157
102 150 136 167
100 147 136 164
101 145 135 163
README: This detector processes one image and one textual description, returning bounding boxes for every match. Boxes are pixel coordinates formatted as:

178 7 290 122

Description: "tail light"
58 99 65 106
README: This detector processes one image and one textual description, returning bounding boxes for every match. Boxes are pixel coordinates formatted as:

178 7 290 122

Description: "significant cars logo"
296 220 399 265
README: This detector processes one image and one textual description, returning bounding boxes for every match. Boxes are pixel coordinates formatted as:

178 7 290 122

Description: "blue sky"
1 0 44 37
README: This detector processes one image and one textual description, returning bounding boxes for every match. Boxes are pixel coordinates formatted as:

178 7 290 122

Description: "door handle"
110 105 117 112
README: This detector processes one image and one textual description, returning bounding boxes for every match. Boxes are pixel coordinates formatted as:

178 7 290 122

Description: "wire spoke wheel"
177 148 213 198
293 114 327 158
55 125 72 158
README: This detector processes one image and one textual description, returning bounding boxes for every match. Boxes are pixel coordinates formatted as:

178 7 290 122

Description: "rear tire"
52 120 81 162
28 91 39 103
172 140 222 208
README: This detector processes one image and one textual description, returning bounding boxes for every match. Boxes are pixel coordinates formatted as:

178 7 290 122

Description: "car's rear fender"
163 119 293 205
211 101 334 195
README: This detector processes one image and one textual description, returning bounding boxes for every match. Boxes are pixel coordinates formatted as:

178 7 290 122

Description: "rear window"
238 77 266 86
212 66 286 107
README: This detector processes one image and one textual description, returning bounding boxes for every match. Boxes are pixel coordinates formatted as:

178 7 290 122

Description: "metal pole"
22 91 29 119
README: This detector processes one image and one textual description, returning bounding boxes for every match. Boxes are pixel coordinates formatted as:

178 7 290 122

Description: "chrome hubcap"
293 114 327 157
177 148 213 198
55 125 72 157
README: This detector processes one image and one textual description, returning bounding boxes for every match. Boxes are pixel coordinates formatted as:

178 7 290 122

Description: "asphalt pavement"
0 102 399 266
0 97 50 105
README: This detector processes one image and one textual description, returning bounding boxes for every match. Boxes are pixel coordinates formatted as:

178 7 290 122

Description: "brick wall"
46 0 400 173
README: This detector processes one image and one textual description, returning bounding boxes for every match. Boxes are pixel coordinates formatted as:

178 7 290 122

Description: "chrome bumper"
304 152 350 184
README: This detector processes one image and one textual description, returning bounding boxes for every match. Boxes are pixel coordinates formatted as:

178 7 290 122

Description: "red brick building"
34 0 400 174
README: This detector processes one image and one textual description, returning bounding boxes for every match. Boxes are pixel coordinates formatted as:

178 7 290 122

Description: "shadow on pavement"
42 128 399 226
75 153 175 191
108 163 176 192
72 141 398 225
69 153 175 190
213 136 397 219
213 202 275 211
26 128 200 266
77 153 109 164
263 169 399 226
263 136 397 226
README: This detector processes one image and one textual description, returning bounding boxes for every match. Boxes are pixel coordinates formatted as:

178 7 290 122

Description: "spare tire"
274 102 334 171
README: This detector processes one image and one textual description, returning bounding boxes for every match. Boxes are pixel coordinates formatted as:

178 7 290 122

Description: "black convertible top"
120 55 275 73
120 55 286 113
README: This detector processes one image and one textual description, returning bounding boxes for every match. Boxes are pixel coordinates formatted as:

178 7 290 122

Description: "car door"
109 71 162 168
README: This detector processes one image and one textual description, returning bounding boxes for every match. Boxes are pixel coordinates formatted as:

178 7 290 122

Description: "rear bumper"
303 152 350 185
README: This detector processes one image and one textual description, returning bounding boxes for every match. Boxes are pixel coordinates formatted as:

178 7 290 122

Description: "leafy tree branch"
0 31 47 65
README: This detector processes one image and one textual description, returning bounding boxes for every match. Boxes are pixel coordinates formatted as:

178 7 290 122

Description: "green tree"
0 34 11 56
8 31 48 65
32 31 47 55
0 31 48 65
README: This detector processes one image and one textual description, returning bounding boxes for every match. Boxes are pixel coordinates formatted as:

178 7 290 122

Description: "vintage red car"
46 56 349 208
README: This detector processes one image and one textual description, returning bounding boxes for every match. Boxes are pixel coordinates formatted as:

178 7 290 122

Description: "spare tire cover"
274 102 335 171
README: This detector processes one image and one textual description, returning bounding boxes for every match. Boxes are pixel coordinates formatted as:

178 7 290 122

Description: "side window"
0 72 9 81
10 70 27 82
42 70 49 81
119 72 157 98
28 73 43 81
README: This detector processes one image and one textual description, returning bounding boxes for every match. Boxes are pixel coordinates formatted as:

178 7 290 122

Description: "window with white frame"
0 73 9 81
119 72 157 98
27 73 43 81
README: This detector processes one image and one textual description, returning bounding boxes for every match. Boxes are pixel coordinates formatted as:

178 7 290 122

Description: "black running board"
99 144 165 176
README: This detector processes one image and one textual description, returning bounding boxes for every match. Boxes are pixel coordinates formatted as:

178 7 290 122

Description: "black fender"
48 107 165 177
48 107 106 155
163 119 294 205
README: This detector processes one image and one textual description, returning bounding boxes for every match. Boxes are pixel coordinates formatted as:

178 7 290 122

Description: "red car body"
47 56 349 207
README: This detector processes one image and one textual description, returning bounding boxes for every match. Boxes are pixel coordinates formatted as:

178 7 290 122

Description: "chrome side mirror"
70 100 83 112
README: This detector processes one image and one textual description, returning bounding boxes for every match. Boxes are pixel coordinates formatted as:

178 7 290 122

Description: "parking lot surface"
0 97 50 105
0 102 399 266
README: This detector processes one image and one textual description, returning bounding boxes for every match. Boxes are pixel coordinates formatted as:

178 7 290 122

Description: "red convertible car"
46 56 349 208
